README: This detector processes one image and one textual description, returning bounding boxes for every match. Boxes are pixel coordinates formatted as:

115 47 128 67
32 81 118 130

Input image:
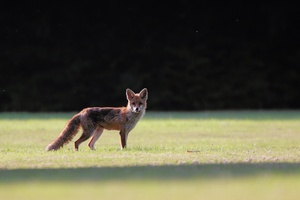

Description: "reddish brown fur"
45 88 148 151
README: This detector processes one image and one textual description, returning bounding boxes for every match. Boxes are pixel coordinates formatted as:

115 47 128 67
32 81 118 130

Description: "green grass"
0 111 300 200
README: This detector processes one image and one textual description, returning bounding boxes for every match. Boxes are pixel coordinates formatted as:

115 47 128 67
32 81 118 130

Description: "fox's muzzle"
131 106 141 113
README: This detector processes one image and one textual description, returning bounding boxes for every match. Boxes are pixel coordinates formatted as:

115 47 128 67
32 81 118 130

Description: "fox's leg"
74 127 95 151
88 128 104 150
119 129 129 149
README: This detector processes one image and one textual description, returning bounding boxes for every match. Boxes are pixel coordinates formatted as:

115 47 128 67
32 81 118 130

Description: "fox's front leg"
119 129 129 149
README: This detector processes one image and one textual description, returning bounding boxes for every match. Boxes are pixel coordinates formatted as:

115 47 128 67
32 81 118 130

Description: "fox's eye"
139 102 143 106
132 102 136 106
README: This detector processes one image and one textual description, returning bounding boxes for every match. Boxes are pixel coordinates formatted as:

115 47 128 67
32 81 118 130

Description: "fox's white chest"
124 111 145 131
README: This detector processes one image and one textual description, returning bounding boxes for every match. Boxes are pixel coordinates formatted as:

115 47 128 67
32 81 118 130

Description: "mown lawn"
0 111 300 200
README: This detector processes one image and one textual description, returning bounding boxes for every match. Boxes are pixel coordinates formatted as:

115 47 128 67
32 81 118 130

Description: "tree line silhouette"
1 2 299 111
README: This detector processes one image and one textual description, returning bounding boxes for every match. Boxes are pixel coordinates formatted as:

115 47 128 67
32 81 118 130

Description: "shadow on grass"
1 162 300 183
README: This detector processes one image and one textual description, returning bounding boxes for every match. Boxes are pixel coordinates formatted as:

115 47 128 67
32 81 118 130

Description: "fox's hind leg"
74 127 95 151
88 128 104 150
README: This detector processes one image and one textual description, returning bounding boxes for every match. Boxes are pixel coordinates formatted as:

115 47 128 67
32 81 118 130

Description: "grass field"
0 111 300 200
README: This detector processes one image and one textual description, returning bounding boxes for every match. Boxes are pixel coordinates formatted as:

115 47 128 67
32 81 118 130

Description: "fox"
45 88 148 151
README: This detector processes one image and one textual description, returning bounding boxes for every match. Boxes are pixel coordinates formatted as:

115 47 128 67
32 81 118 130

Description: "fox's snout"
131 104 142 113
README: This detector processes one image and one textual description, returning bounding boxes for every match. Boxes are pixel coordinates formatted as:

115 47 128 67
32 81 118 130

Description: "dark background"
1 2 299 111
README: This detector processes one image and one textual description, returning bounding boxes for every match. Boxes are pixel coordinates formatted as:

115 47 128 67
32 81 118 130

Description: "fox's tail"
45 113 81 151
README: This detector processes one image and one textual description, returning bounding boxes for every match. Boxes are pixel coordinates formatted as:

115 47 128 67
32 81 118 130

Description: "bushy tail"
45 113 81 151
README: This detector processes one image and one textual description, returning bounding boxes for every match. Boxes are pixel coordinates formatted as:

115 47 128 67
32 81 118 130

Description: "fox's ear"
139 88 148 100
126 88 135 100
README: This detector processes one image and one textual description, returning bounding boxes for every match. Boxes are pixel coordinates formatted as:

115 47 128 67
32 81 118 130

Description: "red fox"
45 88 148 151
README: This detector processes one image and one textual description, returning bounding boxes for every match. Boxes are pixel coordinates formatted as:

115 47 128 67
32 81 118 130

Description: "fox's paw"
88 145 96 150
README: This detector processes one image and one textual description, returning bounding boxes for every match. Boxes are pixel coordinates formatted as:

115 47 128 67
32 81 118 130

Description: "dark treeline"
0 2 299 111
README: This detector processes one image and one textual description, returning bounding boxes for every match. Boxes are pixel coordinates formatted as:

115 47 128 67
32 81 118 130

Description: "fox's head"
126 88 148 113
